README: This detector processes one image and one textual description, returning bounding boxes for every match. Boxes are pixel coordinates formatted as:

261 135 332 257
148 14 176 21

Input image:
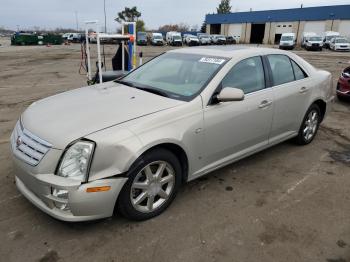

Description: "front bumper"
279 45 294 50
13 156 128 222
334 47 350 51
306 44 322 50
337 79 350 97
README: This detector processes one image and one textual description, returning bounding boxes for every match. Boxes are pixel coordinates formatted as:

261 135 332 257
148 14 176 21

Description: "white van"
302 32 323 51
323 31 340 49
302 33 315 46
151 33 164 46
166 32 183 46
279 33 296 50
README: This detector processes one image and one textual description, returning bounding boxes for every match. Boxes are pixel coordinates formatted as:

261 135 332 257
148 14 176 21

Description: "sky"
0 0 350 31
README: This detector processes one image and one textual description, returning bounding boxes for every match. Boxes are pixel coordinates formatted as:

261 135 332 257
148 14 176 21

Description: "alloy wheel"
130 161 175 213
303 110 319 141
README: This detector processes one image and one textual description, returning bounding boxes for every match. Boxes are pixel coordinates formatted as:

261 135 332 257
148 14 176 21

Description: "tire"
117 148 182 221
294 104 321 145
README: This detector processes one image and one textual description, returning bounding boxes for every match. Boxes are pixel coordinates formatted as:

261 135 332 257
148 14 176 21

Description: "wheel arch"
311 99 327 122
133 142 189 184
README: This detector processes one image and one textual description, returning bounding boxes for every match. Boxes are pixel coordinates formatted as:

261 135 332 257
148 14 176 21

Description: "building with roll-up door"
205 5 350 44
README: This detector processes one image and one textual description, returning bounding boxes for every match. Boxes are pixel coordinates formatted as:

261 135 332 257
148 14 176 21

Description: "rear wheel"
117 149 182 221
295 104 321 145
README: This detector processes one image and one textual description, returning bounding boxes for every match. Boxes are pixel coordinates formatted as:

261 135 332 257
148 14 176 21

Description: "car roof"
169 46 292 58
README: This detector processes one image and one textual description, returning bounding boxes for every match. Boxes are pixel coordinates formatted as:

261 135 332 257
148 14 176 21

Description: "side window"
267 55 295 86
222 56 265 94
291 60 307 80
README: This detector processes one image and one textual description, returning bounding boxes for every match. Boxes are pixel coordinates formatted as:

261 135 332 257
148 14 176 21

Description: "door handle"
259 100 273 109
299 86 309 94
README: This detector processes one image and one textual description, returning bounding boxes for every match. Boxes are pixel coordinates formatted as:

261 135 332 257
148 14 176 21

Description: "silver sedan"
11 46 334 222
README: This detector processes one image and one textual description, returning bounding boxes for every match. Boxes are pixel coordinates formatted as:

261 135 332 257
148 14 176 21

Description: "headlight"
57 140 95 182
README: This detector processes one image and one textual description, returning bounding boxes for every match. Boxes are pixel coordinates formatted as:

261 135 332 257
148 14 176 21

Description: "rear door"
266 54 312 144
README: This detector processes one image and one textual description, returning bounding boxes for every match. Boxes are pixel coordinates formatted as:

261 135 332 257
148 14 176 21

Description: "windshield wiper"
115 79 135 87
134 86 169 98
115 79 169 98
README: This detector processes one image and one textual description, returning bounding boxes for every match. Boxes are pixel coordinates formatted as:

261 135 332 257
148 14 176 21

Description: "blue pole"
128 24 133 71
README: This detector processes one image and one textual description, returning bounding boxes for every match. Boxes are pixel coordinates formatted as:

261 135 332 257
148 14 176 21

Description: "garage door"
275 23 293 34
339 21 350 37
228 24 242 42
303 21 326 35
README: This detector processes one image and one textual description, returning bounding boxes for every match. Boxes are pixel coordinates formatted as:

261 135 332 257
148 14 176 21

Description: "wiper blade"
134 86 169 98
115 79 134 87
116 80 169 98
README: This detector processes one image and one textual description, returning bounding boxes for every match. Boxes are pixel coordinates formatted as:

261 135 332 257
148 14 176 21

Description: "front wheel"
294 104 321 145
117 149 182 221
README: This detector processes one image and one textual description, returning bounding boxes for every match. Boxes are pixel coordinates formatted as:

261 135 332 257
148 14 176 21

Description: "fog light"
52 188 70 211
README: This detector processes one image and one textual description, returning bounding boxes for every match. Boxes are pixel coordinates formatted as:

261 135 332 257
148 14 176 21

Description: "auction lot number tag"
199 57 226 65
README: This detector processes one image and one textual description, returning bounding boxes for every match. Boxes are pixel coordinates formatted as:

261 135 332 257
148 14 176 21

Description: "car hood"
21 82 184 149
336 43 350 46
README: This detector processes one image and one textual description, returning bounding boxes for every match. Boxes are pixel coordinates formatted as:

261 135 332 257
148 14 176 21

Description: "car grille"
11 121 52 166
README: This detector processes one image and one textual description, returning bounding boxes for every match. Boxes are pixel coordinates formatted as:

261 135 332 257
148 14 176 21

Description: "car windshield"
120 53 227 101
309 37 322 41
173 35 181 40
281 36 293 41
327 35 338 41
154 35 162 39
138 33 147 39
218 35 225 38
336 38 349 43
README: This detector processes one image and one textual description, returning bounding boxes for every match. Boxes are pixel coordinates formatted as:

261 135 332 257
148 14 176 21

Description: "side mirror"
217 87 244 102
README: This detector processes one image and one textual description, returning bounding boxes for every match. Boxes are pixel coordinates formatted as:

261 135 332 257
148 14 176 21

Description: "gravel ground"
0 37 350 262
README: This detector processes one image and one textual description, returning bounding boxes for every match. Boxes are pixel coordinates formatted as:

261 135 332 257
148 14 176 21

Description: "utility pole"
104 0 107 33
75 11 79 31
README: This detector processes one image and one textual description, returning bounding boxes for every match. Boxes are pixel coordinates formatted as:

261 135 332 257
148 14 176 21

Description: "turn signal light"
86 186 111 193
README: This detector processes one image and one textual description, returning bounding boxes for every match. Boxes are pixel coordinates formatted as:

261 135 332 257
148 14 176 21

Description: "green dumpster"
11 33 39 46
43 34 63 45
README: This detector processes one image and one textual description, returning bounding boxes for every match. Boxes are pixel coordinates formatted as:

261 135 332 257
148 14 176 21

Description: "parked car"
197 33 211 45
11 46 333 222
336 66 350 100
166 31 182 46
137 32 148 46
323 31 340 49
279 33 296 50
330 37 350 52
63 33 82 43
304 35 324 51
151 33 164 46
226 36 237 45
212 34 226 45
184 34 199 46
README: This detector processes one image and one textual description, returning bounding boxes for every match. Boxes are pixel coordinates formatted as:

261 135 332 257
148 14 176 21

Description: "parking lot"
0 37 350 262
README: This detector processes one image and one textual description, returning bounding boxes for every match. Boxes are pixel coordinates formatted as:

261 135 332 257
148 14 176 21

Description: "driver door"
201 56 274 170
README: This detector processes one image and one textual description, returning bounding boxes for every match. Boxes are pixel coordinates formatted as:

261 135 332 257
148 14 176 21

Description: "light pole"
75 11 79 31
104 0 107 33
267 16 272 45
330 13 335 31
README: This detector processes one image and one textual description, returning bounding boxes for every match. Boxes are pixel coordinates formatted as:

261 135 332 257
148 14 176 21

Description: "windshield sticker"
199 57 226 65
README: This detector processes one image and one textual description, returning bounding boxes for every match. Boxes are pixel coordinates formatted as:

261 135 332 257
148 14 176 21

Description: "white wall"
338 20 350 37
228 24 243 42
303 21 326 35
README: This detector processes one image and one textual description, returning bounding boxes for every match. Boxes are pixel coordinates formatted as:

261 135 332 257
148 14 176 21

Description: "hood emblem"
16 136 23 148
